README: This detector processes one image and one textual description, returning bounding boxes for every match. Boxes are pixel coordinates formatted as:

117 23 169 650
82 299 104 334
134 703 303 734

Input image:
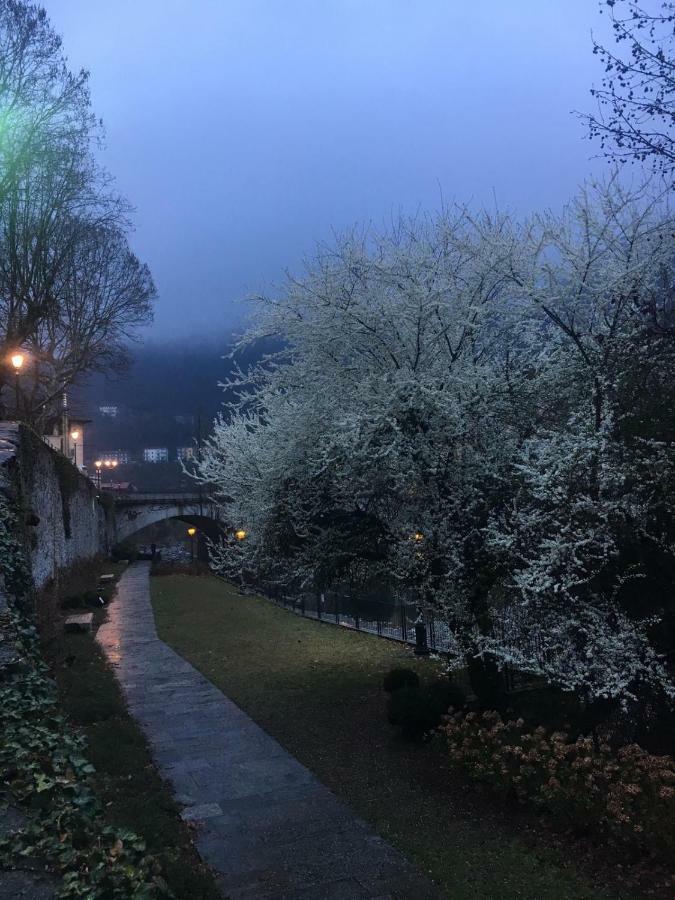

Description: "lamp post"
235 528 247 592
100 459 118 488
410 529 430 655
187 526 197 562
70 429 80 467
10 352 25 417
94 460 102 489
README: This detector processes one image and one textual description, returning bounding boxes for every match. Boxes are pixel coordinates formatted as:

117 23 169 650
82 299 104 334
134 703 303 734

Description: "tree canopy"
199 178 675 710
0 0 155 423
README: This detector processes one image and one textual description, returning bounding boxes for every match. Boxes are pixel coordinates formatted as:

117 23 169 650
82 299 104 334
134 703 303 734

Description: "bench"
64 613 94 633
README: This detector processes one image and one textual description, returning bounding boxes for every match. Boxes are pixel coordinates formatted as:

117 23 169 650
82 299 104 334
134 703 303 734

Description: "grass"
45 563 221 900
150 574 634 900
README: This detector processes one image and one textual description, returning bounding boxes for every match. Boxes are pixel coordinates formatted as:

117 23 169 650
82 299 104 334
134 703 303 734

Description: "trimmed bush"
383 668 420 694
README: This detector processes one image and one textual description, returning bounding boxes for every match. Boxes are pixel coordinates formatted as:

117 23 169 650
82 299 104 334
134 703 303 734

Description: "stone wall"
0 422 114 590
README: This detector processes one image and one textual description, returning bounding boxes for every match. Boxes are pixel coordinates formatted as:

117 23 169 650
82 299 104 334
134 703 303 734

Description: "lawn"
46 563 221 900
150 574 632 900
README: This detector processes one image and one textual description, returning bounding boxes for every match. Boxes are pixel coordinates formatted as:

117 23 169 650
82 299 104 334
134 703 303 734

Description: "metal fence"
255 582 463 658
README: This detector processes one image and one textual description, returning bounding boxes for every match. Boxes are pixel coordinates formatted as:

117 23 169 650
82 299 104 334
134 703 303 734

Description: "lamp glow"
187 527 197 537
235 529 247 541
10 352 24 372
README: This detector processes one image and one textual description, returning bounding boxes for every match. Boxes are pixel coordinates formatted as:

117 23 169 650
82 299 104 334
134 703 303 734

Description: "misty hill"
73 333 273 465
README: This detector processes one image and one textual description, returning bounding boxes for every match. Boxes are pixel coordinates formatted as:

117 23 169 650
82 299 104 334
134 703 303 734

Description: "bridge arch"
112 493 225 545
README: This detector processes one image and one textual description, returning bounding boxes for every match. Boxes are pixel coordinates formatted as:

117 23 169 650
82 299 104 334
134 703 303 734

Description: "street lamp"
9 352 25 416
94 460 102 489
187 526 197 562
99 459 118 488
234 528 247 593
410 529 429 655
70 429 80 467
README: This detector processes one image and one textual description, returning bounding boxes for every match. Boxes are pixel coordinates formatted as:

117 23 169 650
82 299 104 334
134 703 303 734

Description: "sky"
44 0 609 339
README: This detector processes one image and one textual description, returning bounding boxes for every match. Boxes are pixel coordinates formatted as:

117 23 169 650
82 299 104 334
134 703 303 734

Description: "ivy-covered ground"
0 497 220 898
152 574 669 900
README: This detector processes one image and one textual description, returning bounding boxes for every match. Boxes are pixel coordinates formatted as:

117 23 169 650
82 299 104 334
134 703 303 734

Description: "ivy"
0 495 169 897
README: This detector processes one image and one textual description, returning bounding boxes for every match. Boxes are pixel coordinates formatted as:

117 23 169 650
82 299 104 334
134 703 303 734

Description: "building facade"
98 449 131 465
143 447 169 463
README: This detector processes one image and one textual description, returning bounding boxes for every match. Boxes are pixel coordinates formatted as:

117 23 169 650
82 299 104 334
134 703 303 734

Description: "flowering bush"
440 710 675 859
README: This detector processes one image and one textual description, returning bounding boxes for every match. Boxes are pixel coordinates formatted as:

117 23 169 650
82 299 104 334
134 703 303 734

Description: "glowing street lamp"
70 429 80 467
187 526 197 562
234 529 247 593
94 460 102 489
9 352 25 416
99 459 118 488
10 352 24 372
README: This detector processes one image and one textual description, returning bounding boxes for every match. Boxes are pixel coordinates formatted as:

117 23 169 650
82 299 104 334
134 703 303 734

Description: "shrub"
61 590 104 610
111 542 139 562
440 710 675 860
383 668 420 694
388 678 466 739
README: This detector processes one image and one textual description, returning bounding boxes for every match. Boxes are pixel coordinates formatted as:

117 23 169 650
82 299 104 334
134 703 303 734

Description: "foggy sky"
44 1 608 338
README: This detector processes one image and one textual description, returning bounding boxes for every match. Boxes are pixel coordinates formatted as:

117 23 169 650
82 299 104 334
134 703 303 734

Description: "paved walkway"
97 564 442 899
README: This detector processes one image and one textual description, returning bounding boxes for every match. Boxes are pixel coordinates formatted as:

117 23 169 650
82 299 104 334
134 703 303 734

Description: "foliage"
0 496 166 897
441 709 675 861
53 451 83 539
383 667 420 694
0 0 155 424
387 679 466 739
199 177 675 708
584 1 675 175
111 542 139 562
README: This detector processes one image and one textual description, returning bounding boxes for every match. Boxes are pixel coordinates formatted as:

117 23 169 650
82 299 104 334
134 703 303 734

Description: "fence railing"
255 582 463 658
252 581 549 697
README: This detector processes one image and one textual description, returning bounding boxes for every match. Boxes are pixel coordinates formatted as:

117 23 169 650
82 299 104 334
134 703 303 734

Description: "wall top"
0 422 20 467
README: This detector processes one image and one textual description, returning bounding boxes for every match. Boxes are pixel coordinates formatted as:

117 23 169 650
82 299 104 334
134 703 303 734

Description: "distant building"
176 446 196 461
143 447 169 463
98 405 119 418
99 449 131 465
43 413 90 470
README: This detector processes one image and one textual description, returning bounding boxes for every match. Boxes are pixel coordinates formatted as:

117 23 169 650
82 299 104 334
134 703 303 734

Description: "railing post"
400 596 408 643
316 592 321 620
414 610 430 656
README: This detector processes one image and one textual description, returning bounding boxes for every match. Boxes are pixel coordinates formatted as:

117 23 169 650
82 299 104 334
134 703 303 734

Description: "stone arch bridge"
113 492 225 545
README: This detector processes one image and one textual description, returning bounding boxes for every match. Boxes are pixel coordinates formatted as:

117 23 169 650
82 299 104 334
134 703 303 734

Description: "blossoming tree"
199 179 675 709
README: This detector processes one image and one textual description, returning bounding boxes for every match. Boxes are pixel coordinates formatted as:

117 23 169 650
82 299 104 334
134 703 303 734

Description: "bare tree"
0 1 155 420
584 1 675 175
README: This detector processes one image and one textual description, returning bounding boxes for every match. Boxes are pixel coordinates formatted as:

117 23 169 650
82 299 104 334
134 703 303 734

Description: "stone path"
97 563 443 899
